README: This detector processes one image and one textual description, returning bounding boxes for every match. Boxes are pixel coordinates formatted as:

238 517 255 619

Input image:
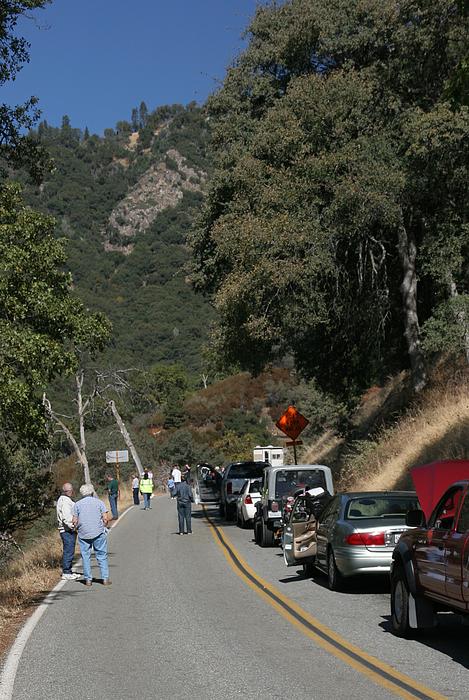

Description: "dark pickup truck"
390 459 469 636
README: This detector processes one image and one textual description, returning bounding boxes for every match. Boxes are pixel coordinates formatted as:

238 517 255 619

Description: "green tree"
131 363 189 413
0 184 111 445
0 1 52 181
139 101 149 129
131 107 139 132
190 0 469 395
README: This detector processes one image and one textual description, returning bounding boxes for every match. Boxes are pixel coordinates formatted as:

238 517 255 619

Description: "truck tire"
327 548 343 591
254 520 261 544
391 565 412 637
260 521 275 548
219 501 225 518
225 504 234 521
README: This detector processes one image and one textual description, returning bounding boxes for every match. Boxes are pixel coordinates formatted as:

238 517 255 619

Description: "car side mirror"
406 509 426 527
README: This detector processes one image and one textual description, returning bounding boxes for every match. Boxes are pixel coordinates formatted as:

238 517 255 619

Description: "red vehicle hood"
410 459 469 519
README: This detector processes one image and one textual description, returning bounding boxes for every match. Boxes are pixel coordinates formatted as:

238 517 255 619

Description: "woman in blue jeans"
72 483 112 586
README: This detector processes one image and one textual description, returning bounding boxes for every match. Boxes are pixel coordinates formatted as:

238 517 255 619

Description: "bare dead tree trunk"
201 373 209 389
43 394 91 484
108 400 144 476
76 370 89 478
398 224 426 392
448 275 469 364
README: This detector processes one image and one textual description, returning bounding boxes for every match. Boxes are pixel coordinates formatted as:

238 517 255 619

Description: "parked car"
254 464 334 547
220 461 268 520
390 459 469 637
284 491 419 589
236 478 263 528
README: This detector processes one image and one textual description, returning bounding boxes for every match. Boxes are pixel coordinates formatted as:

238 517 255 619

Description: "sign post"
106 450 129 481
275 406 309 464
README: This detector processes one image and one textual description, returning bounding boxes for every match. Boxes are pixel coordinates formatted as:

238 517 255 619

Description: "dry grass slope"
337 376 469 491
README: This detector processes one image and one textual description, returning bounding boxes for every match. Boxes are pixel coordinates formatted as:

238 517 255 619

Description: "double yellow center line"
203 506 446 700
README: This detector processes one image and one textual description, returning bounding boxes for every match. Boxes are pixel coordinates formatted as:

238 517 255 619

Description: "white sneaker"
62 573 81 580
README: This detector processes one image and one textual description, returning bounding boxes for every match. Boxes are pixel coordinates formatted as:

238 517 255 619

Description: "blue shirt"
73 496 107 539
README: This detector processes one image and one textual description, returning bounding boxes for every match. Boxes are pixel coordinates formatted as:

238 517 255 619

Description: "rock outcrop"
104 148 206 254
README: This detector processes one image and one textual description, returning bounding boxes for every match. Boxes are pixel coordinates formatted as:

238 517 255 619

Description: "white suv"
220 461 268 521
254 464 334 547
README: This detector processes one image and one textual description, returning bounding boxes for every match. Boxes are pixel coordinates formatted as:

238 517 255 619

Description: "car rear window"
227 463 266 479
345 496 419 519
249 480 262 493
275 470 326 498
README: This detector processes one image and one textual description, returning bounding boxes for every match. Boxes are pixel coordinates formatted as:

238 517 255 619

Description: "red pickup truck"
390 459 469 636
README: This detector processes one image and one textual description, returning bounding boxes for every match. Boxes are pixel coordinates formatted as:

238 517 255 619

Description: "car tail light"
346 532 385 546
227 482 232 495
244 494 253 505
271 501 279 512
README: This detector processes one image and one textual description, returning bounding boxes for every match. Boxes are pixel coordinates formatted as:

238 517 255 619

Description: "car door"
316 496 340 568
283 496 317 566
445 487 469 607
414 485 464 598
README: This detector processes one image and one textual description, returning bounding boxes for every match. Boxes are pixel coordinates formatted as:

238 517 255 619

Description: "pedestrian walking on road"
56 483 81 580
171 464 181 484
72 484 111 587
139 470 154 510
106 473 120 520
175 473 193 534
132 474 140 505
167 475 175 498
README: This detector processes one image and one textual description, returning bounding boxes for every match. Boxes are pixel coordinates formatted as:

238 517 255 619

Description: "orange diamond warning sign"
275 406 309 441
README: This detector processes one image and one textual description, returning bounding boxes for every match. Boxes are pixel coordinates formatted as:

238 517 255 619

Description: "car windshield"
275 470 326 498
228 463 265 479
345 496 419 519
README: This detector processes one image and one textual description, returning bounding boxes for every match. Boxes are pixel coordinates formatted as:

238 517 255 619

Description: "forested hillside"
23 103 213 370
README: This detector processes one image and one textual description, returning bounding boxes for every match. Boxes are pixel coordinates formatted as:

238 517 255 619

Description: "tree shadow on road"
379 613 469 669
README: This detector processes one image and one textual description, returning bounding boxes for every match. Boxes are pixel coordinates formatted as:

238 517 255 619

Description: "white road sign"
106 450 129 463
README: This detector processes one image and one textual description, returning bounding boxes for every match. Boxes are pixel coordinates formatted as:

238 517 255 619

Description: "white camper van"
253 445 284 467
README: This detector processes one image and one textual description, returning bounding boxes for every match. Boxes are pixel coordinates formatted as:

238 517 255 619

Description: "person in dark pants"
175 474 193 534
106 473 119 519
131 474 140 505
56 483 81 580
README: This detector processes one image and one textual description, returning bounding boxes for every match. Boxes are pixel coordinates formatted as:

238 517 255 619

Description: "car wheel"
391 566 412 637
236 510 243 527
327 548 343 591
254 520 261 544
260 522 275 547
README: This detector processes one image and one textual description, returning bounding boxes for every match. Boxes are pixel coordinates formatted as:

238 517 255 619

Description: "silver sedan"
283 491 419 590
315 491 419 589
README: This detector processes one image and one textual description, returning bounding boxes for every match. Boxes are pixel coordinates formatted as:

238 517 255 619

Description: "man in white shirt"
171 465 182 483
56 483 81 580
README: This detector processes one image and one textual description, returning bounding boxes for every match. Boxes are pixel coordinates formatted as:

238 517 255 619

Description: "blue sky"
3 0 262 134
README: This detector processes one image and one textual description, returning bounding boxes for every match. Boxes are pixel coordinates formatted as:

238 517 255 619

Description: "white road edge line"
0 502 135 700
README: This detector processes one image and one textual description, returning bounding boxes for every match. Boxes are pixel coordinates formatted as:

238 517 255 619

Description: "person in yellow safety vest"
139 470 154 510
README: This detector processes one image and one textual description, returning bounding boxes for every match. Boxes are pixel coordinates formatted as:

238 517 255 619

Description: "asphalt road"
4 493 469 700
